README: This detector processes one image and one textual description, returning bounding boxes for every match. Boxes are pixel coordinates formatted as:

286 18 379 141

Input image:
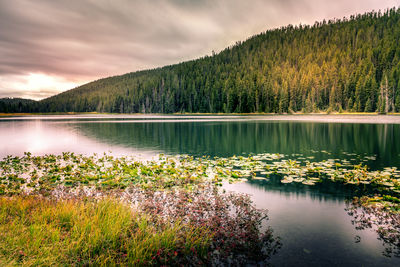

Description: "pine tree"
347 98 353 112
364 98 372 112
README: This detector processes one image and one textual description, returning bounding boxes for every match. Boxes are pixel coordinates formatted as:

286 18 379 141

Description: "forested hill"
35 8 400 113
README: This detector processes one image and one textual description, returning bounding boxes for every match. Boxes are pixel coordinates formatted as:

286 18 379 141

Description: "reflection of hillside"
246 175 379 202
74 121 400 168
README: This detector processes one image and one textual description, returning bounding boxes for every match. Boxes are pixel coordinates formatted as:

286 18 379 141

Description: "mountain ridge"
2 7 400 114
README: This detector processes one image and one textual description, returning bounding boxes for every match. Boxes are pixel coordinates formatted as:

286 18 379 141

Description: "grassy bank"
0 189 280 266
0 196 211 266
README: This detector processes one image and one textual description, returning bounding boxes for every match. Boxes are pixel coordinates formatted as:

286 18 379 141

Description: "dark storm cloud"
0 0 399 99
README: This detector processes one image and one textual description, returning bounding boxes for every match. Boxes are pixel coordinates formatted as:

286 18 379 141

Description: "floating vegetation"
1 152 399 197
346 196 400 258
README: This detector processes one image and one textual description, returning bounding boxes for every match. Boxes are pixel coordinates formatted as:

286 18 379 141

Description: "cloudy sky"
0 0 399 100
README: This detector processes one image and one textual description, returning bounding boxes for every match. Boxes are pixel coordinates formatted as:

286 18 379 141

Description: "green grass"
0 196 212 266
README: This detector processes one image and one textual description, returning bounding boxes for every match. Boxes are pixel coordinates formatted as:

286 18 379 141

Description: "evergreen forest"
2 8 400 114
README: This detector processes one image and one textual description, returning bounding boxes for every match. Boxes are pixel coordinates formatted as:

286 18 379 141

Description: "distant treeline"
0 98 37 113
2 8 400 114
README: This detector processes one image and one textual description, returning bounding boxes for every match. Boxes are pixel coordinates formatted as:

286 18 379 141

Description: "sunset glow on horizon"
0 73 82 100
1 0 399 100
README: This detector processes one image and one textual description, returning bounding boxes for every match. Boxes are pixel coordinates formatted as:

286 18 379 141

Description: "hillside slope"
34 8 400 113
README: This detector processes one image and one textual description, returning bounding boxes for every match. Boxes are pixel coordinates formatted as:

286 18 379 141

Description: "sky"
0 0 399 100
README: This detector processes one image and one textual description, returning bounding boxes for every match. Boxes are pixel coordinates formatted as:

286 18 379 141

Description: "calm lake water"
1 114 400 266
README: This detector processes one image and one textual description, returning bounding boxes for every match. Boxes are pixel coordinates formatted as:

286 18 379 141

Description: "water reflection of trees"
247 176 376 202
75 121 400 169
248 173 400 257
345 197 400 258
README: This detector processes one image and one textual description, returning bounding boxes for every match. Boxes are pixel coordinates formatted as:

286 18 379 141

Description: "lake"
1 114 400 266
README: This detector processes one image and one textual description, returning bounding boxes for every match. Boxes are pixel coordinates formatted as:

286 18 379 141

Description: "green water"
1 114 399 266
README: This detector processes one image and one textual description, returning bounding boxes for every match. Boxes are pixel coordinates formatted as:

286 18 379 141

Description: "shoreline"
1 112 400 124
1 111 400 117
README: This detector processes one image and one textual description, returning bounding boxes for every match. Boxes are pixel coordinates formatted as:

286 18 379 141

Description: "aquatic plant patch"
0 152 399 198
